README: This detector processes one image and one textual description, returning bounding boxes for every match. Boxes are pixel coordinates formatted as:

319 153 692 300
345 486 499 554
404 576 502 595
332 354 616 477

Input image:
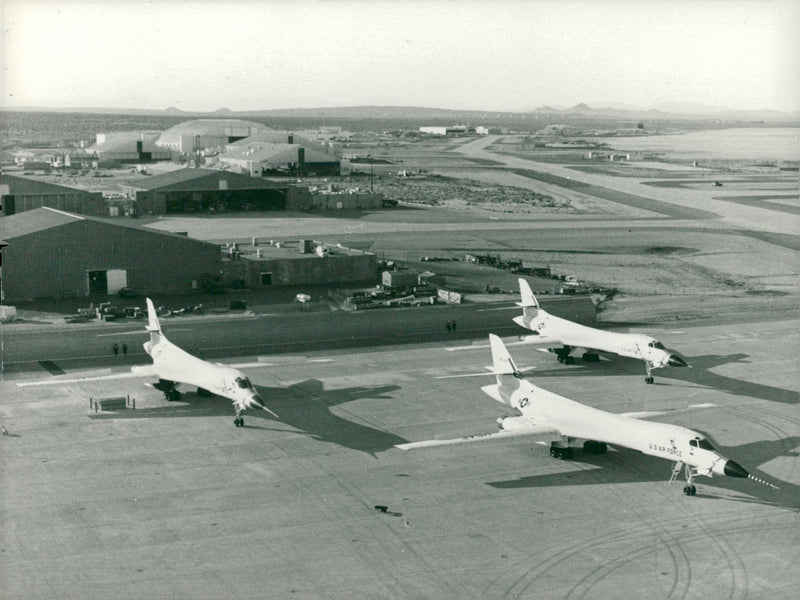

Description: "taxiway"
1 316 797 599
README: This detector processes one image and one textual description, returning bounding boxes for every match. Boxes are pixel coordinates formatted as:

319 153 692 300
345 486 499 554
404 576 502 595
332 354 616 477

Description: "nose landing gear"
645 362 655 384
670 461 699 496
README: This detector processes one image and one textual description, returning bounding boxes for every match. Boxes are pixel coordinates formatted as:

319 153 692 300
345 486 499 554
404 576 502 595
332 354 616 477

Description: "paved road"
0 297 594 374
452 135 800 237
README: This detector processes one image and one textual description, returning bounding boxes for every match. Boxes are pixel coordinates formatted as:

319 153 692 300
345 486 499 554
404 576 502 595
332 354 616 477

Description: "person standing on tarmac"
112 343 119 356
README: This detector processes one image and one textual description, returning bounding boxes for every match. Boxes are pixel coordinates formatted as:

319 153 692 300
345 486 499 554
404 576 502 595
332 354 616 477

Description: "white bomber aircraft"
130 298 277 427
397 335 777 496
513 278 687 383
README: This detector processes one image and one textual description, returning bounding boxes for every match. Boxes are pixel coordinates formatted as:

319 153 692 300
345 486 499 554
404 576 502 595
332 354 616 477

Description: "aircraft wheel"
583 441 608 454
645 377 654 384
690 485 696 496
234 417 244 427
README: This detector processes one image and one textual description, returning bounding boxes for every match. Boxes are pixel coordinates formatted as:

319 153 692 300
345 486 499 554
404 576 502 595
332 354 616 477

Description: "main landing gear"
154 379 181 401
554 347 575 365
670 461 698 496
550 444 574 460
234 407 245 427
550 440 608 459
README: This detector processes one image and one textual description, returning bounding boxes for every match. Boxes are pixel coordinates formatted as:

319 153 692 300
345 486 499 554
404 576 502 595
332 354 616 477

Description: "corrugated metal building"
155 119 274 153
0 174 105 216
125 168 311 214
219 137 340 177
2 207 221 300
89 131 172 165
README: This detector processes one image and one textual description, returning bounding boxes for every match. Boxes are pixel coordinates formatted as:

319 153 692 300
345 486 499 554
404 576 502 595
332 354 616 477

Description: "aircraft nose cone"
723 459 749 478
668 354 688 367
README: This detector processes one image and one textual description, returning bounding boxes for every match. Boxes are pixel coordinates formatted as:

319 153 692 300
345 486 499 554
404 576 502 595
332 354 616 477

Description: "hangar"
155 119 274 153
88 131 172 166
219 139 341 177
125 168 311 214
1 207 221 301
0 174 105 216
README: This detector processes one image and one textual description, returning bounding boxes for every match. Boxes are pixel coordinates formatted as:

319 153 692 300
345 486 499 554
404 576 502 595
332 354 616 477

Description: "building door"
260 272 272 286
106 269 128 294
87 270 108 295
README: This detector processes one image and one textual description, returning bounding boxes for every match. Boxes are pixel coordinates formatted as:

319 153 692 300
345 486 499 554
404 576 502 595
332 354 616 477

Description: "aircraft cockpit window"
236 377 252 389
690 439 698 448
697 438 715 451
649 341 666 349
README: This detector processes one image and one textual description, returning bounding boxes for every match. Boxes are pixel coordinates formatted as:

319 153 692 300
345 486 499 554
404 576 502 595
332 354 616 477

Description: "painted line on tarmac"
17 371 147 387
476 306 517 312
435 365 536 379
435 371 494 379
96 328 189 337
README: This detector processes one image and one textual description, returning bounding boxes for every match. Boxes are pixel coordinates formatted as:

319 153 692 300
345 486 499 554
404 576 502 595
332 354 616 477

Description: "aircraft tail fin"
484 335 525 406
515 278 540 309
487 334 520 376
145 298 163 344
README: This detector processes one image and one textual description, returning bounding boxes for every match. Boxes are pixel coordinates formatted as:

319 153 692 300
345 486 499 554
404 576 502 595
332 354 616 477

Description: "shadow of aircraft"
88 379 408 454
661 353 799 405
487 436 800 509
259 379 408 454
518 351 798 405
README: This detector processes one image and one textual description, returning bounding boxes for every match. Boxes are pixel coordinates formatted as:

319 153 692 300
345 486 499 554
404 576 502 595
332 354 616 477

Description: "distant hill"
527 102 799 122
3 103 798 123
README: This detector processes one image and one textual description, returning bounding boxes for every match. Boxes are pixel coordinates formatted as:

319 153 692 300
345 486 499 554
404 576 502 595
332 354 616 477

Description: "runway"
1 316 798 599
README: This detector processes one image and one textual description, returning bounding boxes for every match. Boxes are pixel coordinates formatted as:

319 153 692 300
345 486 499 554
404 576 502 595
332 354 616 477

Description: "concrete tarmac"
1 316 798 599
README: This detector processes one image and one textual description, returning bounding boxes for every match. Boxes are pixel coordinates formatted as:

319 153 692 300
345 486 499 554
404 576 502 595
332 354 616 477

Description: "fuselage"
490 373 731 476
514 308 679 368
144 336 264 411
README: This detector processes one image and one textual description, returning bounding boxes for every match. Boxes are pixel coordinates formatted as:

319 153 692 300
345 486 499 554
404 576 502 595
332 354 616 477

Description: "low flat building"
0 174 105 216
419 125 468 136
2 207 221 300
223 239 376 288
124 168 311 214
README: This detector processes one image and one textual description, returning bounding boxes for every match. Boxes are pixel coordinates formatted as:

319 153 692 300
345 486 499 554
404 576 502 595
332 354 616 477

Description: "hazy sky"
3 0 798 112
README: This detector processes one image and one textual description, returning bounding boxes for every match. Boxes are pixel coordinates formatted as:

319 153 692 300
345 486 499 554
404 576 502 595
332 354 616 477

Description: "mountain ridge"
3 103 797 122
